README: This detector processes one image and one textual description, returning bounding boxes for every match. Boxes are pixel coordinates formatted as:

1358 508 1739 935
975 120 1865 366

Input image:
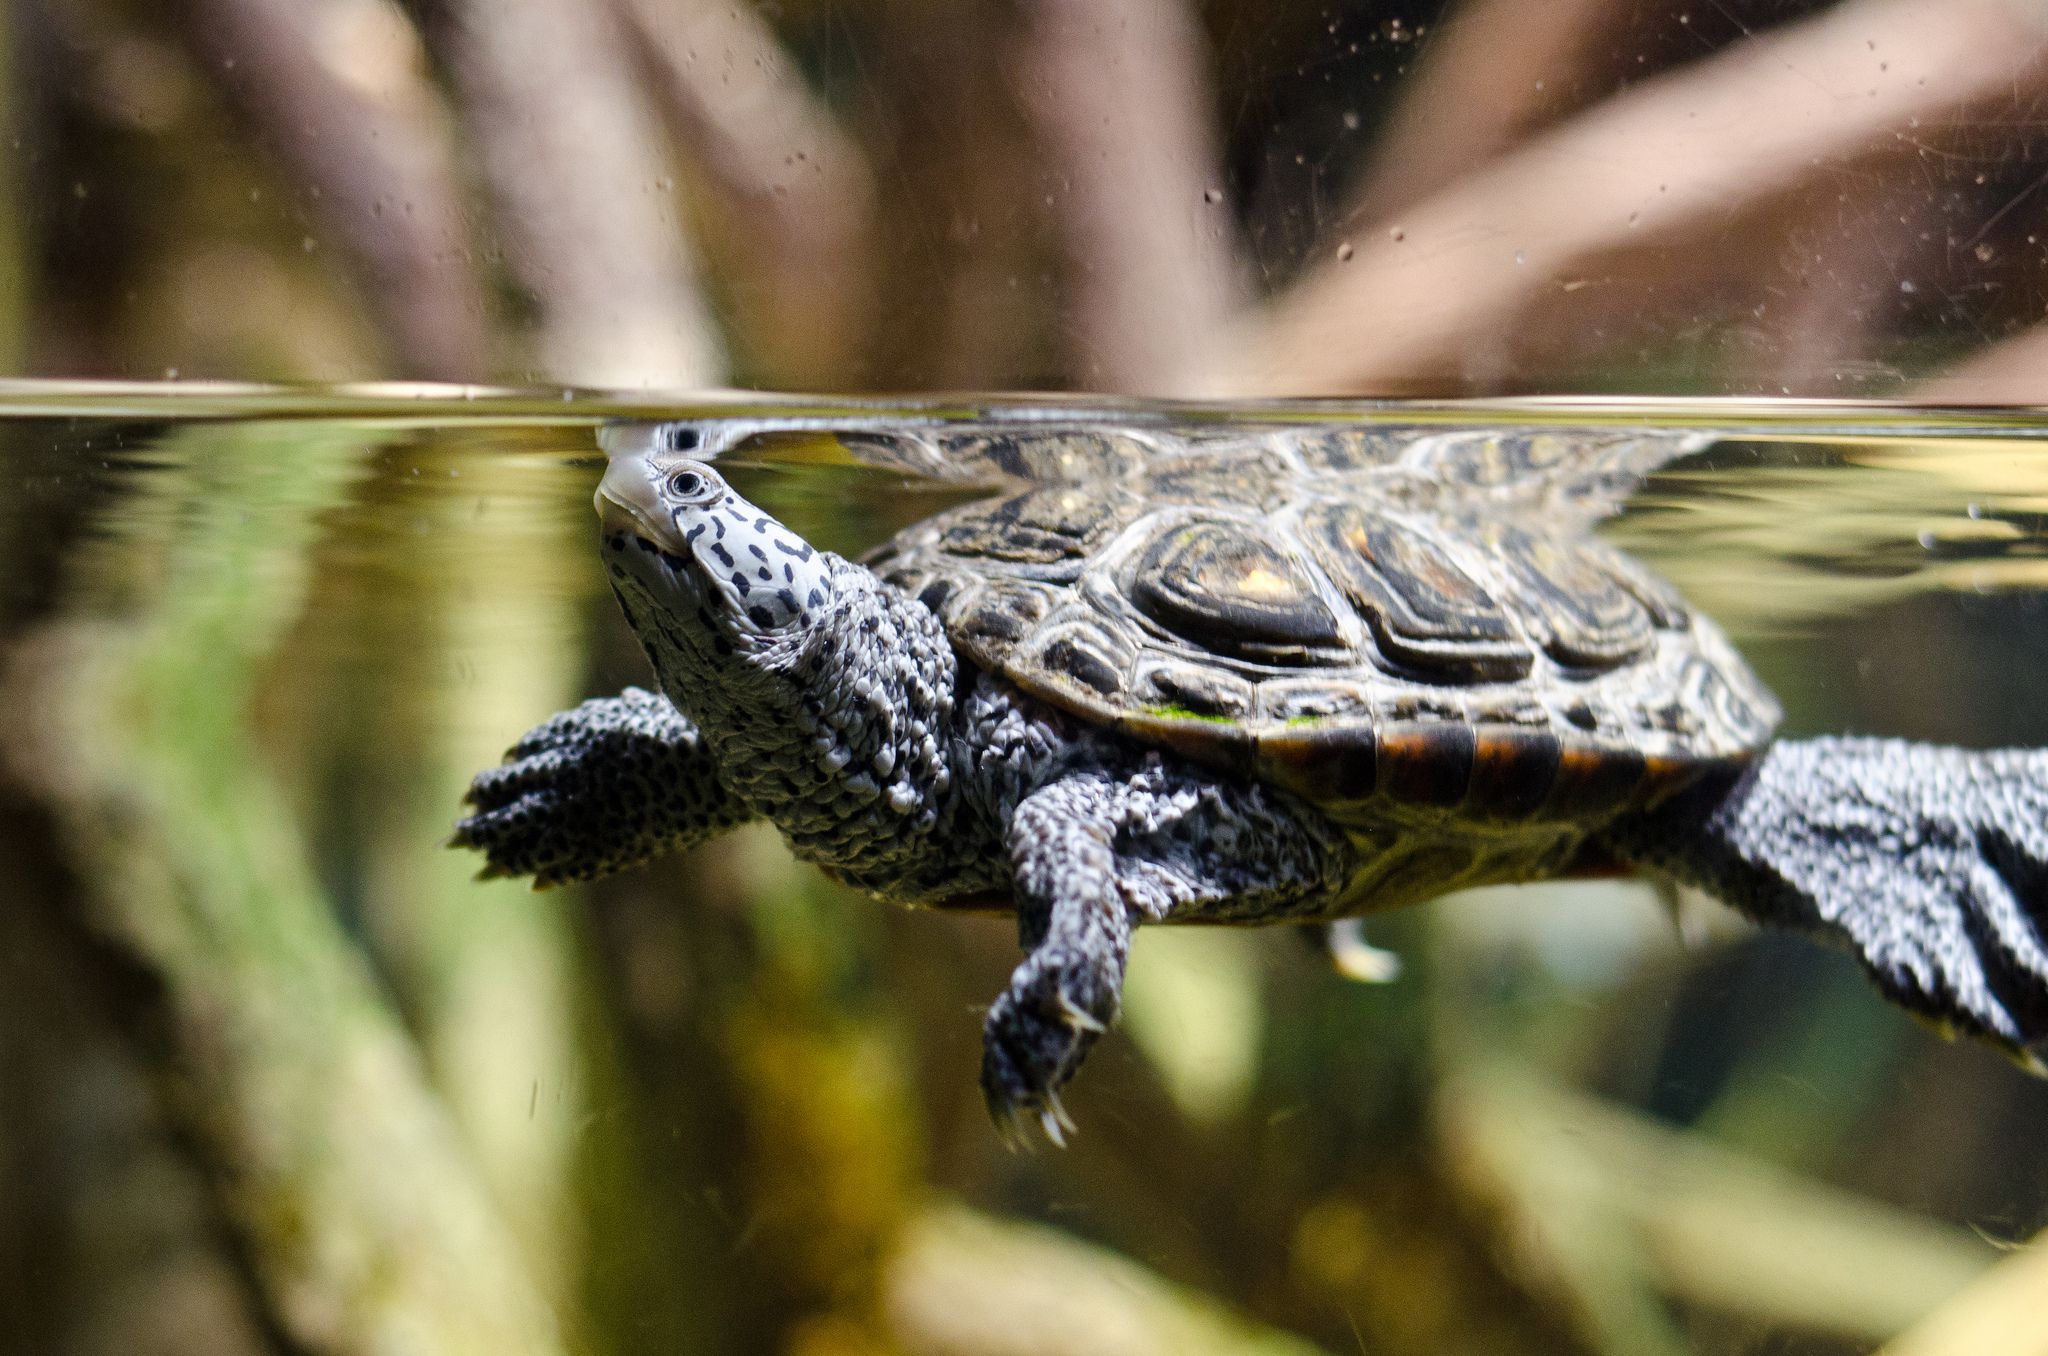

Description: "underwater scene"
1 390 2045 1356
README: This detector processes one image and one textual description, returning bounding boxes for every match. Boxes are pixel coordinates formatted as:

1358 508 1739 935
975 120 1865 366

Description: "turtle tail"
1601 736 2048 1064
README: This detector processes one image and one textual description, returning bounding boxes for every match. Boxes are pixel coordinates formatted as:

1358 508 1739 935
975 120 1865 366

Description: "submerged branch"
1438 1064 1993 1351
886 1200 1332 1356
1876 1221 2048 1356
0 424 567 1355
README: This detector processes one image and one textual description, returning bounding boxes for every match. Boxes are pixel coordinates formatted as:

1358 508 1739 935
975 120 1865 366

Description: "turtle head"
596 446 836 668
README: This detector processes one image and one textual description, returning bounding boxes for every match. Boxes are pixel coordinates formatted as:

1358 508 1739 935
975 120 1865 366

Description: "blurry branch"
171 0 490 381
615 0 878 387
1917 325 2048 404
1344 0 1633 223
862 2 1050 388
1876 1225 2048 1356
885 1200 1331 1356
1222 0 2048 396
1734 178 1933 395
1014 0 1241 394
0 1 22 376
1438 1065 1993 1354
417 0 723 388
295 430 591 1298
0 814 276 1352
0 425 567 1356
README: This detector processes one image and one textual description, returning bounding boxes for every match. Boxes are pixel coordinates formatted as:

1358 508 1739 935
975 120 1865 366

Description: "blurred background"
9 0 2048 400
3 2 2048 1356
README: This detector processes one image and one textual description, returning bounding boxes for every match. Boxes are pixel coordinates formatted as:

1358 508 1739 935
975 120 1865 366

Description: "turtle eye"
666 466 718 502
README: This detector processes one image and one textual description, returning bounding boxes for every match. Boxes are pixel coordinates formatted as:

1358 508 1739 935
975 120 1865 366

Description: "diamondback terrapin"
455 416 2048 1141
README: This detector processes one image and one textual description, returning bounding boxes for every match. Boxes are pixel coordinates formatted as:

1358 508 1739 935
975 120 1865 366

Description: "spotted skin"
1604 738 2048 1058
458 419 2048 1141
455 687 750 887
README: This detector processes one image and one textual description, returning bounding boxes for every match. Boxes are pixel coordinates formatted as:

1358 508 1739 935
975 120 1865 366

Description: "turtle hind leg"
1602 736 2048 1060
454 686 751 887
983 765 1355 1145
981 774 1132 1149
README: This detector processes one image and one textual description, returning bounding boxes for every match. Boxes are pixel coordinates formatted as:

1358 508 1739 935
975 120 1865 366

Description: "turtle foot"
453 687 737 887
978 948 1118 1147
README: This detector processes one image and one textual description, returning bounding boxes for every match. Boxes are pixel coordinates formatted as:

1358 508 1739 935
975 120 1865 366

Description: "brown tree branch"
420 0 723 388
860 2 1052 389
172 0 490 381
1222 0 2048 396
1918 324 2048 403
1344 0 1638 224
1014 0 1242 394
614 0 877 387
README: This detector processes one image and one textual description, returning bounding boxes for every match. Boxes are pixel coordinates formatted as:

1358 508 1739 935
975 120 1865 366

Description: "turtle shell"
854 421 1780 827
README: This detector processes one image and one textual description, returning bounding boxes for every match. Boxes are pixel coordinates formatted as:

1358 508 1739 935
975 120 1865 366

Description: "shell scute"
1127 520 1349 664
951 580 1055 647
938 484 1137 572
1466 730 1568 820
1302 502 1532 683
1137 660 1258 720
1488 523 1663 670
1375 724 1479 807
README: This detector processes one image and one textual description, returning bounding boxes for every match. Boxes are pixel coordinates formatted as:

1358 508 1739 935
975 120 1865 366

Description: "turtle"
454 415 2048 1141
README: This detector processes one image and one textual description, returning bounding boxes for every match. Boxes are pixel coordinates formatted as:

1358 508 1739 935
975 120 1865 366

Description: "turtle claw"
982 1088 1034 1154
1058 992 1108 1033
979 950 1118 1147
980 1080 1073 1152
1043 1089 1077 1142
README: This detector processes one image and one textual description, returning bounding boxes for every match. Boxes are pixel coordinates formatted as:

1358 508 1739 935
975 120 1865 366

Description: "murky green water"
3 385 2046 1356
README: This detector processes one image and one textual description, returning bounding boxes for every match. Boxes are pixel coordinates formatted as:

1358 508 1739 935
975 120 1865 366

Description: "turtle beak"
595 450 680 552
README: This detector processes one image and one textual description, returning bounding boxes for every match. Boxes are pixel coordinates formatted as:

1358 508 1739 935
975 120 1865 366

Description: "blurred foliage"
5 410 2048 1356
9 0 2048 396
3 1 2048 1355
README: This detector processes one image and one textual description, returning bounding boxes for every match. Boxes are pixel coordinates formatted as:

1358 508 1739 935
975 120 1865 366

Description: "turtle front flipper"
1604 736 2048 1063
983 766 1355 1144
454 686 752 889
